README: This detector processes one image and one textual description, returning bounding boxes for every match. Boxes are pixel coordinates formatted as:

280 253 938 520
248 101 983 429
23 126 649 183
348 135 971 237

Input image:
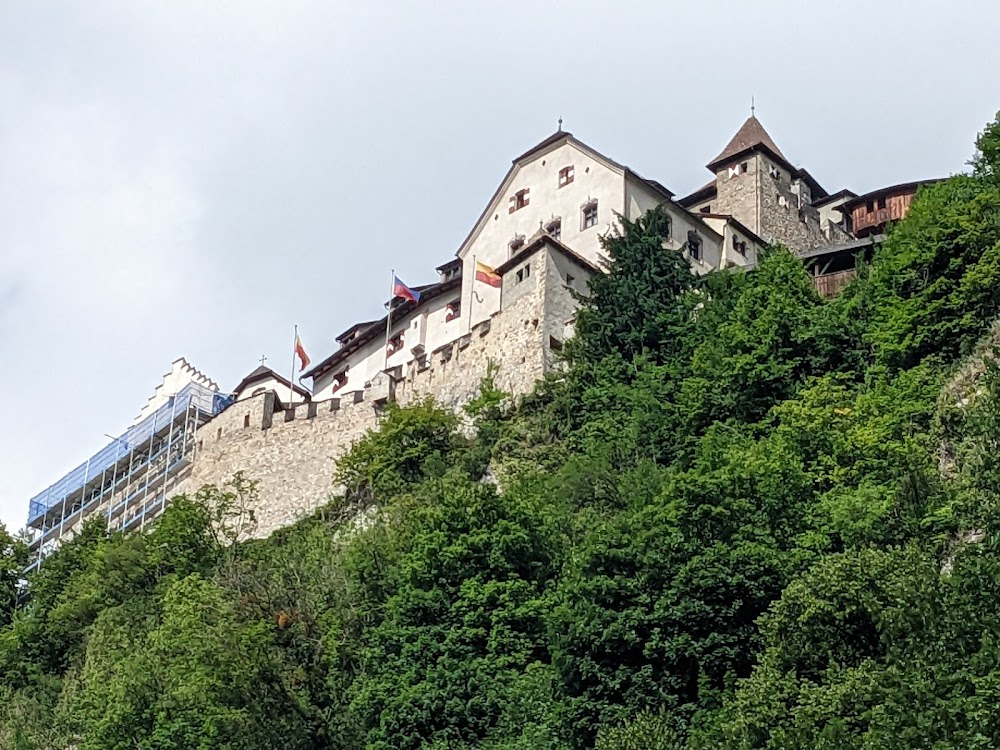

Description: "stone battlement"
180 257 563 536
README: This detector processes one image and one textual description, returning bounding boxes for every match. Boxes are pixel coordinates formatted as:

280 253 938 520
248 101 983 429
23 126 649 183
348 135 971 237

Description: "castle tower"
707 115 789 237
681 115 850 253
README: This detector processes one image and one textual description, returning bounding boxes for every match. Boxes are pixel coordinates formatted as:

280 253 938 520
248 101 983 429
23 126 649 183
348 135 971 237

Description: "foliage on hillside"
3 113 1000 749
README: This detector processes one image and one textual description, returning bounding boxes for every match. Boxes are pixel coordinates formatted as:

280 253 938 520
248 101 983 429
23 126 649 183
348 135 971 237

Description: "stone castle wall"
711 156 762 235
179 260 555 537
759 179 851 252
713 154 852 254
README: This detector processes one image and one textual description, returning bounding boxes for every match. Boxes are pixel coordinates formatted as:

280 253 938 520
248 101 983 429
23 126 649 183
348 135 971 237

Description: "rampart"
180 274 553 536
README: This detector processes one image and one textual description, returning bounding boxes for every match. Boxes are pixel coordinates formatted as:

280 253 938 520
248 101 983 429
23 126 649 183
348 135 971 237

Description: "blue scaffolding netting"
26 382 232 528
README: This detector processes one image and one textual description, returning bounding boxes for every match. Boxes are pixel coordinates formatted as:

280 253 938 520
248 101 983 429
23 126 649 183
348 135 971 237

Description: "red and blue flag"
392 276 421 303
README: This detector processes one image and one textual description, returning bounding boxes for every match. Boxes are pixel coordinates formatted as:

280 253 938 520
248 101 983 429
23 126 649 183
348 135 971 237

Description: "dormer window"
582 201 598 230
546 218 562 242
387 331 404 354
331 370 348 393
445 299 461 322
558 166 575 187
509 235 526 256
509 188 530 213
687 231 702 262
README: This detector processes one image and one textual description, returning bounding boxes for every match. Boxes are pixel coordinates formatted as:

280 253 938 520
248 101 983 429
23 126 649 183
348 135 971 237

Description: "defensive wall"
181 247 565 536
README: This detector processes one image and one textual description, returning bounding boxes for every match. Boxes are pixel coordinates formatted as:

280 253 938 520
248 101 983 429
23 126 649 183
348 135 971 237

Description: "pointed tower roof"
707 116 790 171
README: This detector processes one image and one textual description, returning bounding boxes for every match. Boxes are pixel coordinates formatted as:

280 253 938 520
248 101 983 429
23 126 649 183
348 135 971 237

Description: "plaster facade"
181 242 590 537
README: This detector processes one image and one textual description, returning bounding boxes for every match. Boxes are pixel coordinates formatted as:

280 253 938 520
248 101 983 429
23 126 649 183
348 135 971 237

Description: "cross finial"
259 354 267 366
558 116 563 132
751 96 755 117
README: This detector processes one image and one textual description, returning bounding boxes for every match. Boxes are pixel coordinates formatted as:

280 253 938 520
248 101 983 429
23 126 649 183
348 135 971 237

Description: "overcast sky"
1 0 997 531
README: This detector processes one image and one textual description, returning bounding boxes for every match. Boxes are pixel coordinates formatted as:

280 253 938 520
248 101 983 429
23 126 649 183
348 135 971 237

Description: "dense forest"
2 114 1000 749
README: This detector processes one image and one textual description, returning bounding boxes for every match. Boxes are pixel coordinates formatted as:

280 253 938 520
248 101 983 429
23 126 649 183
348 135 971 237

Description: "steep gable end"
132 358 218 425
456 131 627 260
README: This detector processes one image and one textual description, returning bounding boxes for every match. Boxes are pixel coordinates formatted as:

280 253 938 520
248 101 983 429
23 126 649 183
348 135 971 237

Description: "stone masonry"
178 244 572 537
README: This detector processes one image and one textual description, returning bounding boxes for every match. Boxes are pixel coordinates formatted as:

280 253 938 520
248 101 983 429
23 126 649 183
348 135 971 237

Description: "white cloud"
2 0 998 530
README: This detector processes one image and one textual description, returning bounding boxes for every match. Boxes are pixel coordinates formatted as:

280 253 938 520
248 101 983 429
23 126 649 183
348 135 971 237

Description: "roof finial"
259 354 268 366
751 96 755 118
558 116 563 132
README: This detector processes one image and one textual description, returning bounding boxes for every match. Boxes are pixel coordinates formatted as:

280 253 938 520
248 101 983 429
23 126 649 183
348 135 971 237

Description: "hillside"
2 113 1000 749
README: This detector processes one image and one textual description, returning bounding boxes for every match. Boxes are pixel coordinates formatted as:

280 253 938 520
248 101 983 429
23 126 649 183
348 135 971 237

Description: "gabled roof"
232 365 310 399
455 130 677 261
435 258 462 274
496 232 601 277
812 188 858 208
678 179 717 208
695 212 767 248
841 179 943 212
708 115 789 171
335 320 379 345
303 277 462 381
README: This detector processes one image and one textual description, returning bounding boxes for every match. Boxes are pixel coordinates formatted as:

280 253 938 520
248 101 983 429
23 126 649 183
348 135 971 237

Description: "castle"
22 115 934 568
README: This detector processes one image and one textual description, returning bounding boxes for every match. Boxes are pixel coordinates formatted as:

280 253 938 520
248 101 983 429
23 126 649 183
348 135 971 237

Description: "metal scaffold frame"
24 382 233 573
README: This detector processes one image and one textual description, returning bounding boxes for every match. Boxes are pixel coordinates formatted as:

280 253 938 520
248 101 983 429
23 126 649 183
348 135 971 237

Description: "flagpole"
469 255 476 334
290 324 298 406
384 269 394 371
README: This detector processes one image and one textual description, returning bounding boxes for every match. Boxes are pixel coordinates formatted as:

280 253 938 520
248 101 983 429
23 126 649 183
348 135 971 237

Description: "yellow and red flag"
474 261 501 288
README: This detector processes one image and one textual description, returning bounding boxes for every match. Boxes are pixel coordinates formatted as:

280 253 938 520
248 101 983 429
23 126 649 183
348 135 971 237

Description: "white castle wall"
180 247 571 537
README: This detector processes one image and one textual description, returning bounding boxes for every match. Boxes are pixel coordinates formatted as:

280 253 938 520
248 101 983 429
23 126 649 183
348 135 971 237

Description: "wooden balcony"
813 269 856 298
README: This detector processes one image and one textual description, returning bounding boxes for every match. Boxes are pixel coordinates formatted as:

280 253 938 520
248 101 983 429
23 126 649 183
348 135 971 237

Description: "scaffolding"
24 382 233 574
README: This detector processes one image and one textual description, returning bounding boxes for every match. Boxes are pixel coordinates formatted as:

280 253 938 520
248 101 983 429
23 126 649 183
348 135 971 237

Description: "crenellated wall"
178 246 575 537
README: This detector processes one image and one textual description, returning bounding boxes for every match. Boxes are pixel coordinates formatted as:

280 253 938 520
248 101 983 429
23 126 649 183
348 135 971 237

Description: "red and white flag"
294 333 310 371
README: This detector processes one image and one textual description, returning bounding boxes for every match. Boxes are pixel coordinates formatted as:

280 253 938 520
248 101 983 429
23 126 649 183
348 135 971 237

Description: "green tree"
866 174 1000 372
572 205 695 364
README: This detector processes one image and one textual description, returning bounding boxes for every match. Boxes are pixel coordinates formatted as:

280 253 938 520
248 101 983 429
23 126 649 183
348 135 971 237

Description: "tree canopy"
4 112 1000 749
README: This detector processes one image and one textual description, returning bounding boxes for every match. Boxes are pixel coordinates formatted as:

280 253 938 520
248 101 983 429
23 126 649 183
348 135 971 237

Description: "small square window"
558 166 575 187
582 202 598 229
515 264 531 284
741 161 748 173
387 331 404 353
509 188 530 214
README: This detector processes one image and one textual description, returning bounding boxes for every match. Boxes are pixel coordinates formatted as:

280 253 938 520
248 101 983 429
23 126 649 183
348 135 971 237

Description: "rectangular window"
688 231 702 262
741 161 748 173
558 166 575 187
515 264 531 284
546 219 561 241
509 188 530 213
582 202 598 229
445 299 461 322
